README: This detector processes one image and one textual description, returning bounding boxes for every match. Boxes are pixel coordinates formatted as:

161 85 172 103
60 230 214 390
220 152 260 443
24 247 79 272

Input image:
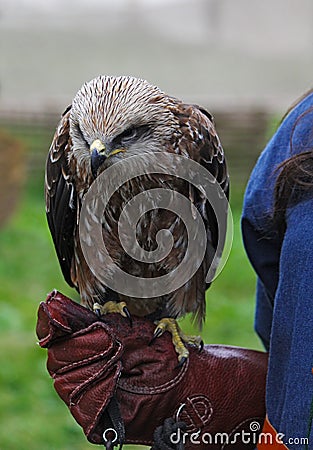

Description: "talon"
154 327 165 338
153 318 192 364
149 327 163 345
93 302 102 316
179 329 203 351
176 356 187 369
122 306 133 327
92 301 131 322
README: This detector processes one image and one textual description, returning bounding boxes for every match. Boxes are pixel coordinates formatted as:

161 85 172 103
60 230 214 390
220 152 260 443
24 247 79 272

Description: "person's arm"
264 197 313 446
242 92 313 447
241 214 281 349
242 92 313 349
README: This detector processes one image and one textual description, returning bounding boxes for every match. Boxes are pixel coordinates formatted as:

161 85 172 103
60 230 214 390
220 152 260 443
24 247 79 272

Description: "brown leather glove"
36 291 268 449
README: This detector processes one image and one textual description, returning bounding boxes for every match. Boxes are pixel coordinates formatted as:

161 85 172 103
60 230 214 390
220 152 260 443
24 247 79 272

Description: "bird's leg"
93 301 132 325
152 318 203 365
178 329 204 351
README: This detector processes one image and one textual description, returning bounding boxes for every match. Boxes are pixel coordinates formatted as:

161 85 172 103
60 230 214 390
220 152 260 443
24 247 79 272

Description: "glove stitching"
83 363 123 440
54 348 115 374
69 346 122 405
37 302 73 347
178 395 213 431
117 355 189 394
53 323 123 374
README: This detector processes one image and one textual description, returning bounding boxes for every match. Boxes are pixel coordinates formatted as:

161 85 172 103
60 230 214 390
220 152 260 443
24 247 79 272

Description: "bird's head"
69 76 180 179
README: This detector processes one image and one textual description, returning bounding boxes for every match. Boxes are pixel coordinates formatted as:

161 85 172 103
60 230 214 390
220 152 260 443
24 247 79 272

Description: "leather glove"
36 290 268 449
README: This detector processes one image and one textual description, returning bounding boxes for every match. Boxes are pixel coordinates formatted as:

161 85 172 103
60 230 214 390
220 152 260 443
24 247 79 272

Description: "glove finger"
37 290 98 346
46 322 122 375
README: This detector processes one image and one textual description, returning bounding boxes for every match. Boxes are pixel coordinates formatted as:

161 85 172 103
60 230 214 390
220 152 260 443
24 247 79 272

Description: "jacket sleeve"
241 92 313 348
266 197 313 445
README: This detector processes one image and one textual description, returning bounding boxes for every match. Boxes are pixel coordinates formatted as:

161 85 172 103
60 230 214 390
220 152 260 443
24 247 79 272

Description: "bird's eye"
116 125 150 146
119 127 137 143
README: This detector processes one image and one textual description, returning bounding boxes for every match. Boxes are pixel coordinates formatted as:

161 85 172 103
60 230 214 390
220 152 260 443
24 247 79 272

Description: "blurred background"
1 0 312 448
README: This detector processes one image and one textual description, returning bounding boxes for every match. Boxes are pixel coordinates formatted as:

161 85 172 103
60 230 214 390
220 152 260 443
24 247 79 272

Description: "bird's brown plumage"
45 75 229 327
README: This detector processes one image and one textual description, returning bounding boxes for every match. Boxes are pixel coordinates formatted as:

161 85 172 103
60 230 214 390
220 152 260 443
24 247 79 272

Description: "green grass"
0 162 261 449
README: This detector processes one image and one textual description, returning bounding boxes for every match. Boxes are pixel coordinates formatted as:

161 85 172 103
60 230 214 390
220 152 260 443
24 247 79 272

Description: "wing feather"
45 106 77 287
171 102 229 325
175 101 229 246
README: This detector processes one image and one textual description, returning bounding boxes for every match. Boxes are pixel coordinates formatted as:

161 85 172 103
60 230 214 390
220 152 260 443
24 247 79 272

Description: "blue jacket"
242 93 313 449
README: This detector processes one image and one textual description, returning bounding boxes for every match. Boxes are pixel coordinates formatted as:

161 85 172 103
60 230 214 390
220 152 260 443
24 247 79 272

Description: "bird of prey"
45 76 229 363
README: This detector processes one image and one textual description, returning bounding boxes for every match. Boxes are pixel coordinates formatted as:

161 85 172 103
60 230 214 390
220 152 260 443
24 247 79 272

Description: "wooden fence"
0 108 275 188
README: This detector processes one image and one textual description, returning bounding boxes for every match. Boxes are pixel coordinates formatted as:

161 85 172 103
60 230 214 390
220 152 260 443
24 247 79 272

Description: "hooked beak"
90 139 126 177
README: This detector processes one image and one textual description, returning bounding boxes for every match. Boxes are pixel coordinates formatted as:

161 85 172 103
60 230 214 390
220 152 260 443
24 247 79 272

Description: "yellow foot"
153 318 203 364
93 301 132 324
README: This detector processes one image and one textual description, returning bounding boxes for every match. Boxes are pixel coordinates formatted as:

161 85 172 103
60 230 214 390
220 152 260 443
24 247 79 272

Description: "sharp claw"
122 306 132 327
149 327 163 346
176 357 187 369
154 327 164 339
93 303 102 317
199 340 204 352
